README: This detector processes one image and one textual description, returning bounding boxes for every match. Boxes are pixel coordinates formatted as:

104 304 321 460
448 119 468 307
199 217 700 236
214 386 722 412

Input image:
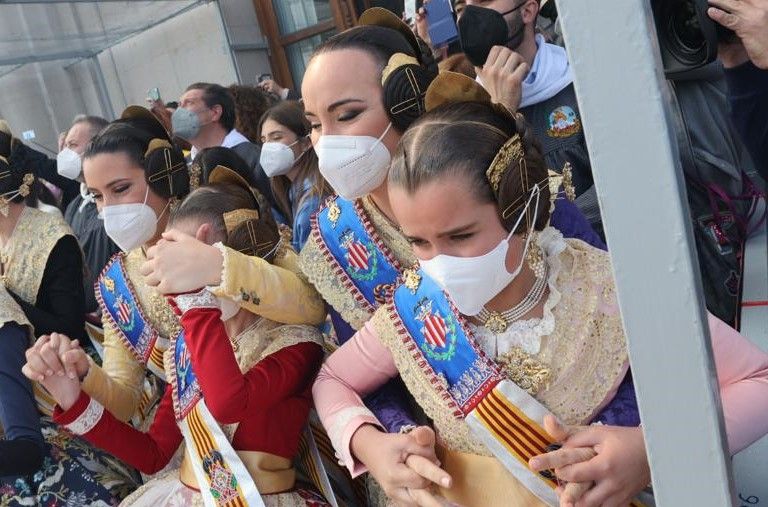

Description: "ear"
195 222 212 243
522 0 540 25
210 104 224 123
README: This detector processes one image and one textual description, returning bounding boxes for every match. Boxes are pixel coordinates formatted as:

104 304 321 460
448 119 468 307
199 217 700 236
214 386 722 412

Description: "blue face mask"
171 107 203 141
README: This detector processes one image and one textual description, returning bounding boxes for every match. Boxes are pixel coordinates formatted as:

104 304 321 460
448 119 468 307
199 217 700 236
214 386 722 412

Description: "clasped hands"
356 416 648 507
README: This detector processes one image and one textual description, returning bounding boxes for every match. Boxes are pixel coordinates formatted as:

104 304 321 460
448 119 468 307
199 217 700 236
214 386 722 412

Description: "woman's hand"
530 417 650 507
22 334 83 410
141 229 223 295
351 424 451 506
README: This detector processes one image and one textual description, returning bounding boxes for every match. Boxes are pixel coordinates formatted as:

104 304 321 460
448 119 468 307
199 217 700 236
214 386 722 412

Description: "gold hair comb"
223 209 260 235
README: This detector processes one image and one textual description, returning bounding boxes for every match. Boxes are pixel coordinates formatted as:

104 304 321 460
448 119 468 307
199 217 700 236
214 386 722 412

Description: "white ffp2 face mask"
56 148 82 180
101 186 160 252
419 185 541 316
315 123 392 200
260 140 301 177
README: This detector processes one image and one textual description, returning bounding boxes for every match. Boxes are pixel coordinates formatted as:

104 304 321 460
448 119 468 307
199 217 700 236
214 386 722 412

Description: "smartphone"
148 87 161 101
258 73 272 84
425 0 458 48
404 0 417 25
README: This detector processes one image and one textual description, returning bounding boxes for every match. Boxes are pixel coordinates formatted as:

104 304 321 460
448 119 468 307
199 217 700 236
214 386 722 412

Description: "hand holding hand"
22 333 83 410
351 425 451 506
530 416 650 507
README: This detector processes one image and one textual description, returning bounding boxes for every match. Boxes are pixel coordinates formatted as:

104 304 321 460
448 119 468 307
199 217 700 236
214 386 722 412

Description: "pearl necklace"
477 266 549 334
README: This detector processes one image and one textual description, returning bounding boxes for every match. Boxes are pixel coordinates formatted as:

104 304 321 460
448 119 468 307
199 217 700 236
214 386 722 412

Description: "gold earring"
525 231 546 279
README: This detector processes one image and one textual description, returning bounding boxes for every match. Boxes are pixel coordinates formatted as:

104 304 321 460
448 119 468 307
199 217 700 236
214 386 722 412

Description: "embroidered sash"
168 331 265 507
96 255 168 378
314 197 402 312
390 269 649 507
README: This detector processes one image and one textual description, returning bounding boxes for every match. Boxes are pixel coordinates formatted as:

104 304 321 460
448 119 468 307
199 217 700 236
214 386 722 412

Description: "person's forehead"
65 122 91 143
302 49 382 108
180 89 205 103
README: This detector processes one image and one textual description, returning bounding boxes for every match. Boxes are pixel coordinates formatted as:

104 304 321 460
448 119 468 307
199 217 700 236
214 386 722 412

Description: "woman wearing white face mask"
297 9 603 440
312 75 768 507
0 120 140 503
24 105 198 428
258 101 331 252
24 106 328 439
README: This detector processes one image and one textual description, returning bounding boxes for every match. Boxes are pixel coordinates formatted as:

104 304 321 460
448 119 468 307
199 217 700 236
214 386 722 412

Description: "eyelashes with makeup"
308 109 364 132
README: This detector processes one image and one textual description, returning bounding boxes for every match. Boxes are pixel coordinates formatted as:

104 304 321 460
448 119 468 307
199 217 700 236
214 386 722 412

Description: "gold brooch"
402 269 421 294
483 311 509 334
497 347 551 396
328 201 341 227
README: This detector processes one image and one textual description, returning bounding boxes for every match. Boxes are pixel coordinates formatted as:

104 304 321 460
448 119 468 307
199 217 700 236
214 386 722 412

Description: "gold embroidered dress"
300 196 413 331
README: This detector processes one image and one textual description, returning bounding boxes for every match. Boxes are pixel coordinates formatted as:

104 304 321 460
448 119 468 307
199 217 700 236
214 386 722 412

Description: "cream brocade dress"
371 228 630 507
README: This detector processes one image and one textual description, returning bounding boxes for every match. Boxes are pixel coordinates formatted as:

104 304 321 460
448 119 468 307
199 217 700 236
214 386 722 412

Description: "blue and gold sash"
96 254 167 378
314 197 402 312
168 331 265 507
389 269 648 507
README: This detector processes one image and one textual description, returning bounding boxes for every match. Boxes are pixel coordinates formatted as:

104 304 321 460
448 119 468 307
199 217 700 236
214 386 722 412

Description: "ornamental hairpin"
0 173 34 217
486 134 524 197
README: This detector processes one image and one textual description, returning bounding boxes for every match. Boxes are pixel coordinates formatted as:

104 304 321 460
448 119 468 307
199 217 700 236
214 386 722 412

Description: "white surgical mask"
419 185 541 316
56 148 82 180
218 297 239 321
101 186 165 252
315 123 392 200
260 140 303 177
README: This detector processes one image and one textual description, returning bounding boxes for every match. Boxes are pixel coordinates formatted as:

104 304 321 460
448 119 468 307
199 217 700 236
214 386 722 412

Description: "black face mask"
459 3 527 67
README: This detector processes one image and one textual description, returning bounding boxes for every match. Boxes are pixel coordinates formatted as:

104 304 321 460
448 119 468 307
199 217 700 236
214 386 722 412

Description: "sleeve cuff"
173 289 220 315
327 407 383 477
54 392 104 435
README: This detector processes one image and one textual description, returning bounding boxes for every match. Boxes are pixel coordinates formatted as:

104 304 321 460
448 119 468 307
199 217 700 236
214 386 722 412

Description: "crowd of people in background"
0 0 767 506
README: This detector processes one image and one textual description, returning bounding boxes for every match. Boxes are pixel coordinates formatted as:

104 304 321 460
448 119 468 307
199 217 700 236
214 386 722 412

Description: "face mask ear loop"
506 184 541 271
371 122 393 152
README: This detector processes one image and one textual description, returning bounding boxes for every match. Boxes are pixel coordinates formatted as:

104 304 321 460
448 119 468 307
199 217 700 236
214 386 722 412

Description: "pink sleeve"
709 313 768 454
312 320 399 476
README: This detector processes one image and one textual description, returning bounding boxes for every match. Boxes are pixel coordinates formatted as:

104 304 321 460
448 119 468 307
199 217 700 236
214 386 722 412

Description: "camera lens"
671 1 704 51
662 0 706 65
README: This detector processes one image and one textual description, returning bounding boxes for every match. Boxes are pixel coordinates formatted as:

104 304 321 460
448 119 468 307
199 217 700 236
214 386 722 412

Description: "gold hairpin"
486 134 523 197
144 138 173 157
381 53 420 85
501 176 549 220
223 209 260 235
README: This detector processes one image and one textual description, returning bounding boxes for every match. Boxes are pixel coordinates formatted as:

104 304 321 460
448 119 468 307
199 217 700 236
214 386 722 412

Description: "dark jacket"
724 62 768 177
64 195 121 313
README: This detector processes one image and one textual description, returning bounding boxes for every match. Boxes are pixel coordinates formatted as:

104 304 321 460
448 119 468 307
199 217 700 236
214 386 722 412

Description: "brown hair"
438 53 476 79
257 101 331 222
389 101 550 232
170 183 281 263
228 84 277 144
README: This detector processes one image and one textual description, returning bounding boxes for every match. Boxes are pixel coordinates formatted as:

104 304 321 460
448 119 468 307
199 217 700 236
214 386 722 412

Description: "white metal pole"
555 1 734 505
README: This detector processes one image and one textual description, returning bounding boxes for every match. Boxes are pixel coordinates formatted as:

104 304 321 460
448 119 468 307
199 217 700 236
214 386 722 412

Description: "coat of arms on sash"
414 297 456 361
340 229 377 281
113 293 135 331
